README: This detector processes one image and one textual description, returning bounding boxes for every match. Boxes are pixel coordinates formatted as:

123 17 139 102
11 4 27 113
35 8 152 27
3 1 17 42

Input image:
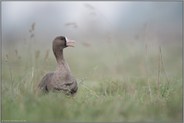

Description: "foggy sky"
2 1 182 47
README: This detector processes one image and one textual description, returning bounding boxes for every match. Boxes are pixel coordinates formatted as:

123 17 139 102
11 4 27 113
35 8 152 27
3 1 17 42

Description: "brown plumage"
38 36 78 95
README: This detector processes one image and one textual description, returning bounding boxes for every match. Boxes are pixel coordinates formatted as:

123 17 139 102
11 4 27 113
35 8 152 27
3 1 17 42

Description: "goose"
38 36 78 95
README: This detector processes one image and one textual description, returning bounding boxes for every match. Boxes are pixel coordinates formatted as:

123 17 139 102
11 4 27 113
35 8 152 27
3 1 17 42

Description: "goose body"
38 36 78 95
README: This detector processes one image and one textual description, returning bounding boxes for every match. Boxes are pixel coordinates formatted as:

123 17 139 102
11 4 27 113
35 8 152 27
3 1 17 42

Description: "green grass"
2 39 182 122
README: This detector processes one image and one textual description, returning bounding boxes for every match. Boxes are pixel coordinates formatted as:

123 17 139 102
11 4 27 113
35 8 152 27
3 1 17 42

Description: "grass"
2 35 182 122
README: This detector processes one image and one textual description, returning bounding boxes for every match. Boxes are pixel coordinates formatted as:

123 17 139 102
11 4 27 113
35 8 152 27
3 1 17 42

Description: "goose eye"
60 37 65 40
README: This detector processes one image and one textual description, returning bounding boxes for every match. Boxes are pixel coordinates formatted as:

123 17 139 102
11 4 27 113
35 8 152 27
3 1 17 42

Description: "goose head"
53 36 75 50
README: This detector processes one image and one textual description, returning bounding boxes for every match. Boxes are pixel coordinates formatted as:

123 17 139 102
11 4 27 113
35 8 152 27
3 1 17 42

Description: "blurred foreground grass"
2 38 182 122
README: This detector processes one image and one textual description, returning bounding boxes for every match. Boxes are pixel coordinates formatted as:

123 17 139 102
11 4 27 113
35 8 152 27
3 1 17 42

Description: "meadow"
2 32 182 122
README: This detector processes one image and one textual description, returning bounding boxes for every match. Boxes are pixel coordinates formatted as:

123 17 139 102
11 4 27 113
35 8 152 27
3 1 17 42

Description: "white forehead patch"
65 37 69 43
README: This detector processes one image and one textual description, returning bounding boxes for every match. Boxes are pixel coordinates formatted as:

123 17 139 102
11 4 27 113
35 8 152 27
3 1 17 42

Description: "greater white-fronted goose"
38 36 78 95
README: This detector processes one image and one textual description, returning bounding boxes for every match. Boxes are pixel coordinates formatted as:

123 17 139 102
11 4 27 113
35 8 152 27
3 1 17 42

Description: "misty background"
2 1 182 78
2 1 182 47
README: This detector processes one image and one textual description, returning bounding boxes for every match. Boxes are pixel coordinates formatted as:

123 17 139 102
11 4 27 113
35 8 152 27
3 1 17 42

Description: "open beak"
66 37 75 47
